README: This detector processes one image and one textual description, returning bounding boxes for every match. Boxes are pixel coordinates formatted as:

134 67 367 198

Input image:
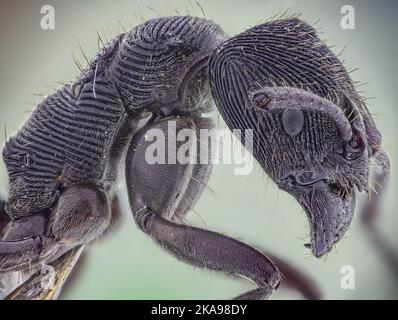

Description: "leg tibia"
136 208 281 300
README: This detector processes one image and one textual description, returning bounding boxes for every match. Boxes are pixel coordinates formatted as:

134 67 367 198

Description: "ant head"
209 17 376 257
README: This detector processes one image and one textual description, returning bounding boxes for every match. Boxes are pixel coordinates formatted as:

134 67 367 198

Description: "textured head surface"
209 17 381 257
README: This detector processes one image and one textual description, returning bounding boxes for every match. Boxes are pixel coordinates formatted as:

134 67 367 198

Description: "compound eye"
281 109 305 136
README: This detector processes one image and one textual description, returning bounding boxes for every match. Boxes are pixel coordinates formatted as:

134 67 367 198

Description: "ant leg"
359 149 398 275
268 254 321 300
134 207 281 300
0 236 55 271
0 201 56 272
2 213 48 241
5 245 84 300
126 116 281 299
1 183 109 272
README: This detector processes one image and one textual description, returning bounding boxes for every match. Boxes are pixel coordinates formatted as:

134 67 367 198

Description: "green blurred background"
0 0 397 299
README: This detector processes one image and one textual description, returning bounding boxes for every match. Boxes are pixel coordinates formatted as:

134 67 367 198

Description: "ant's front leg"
125 115 281 300
135 208 280 299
